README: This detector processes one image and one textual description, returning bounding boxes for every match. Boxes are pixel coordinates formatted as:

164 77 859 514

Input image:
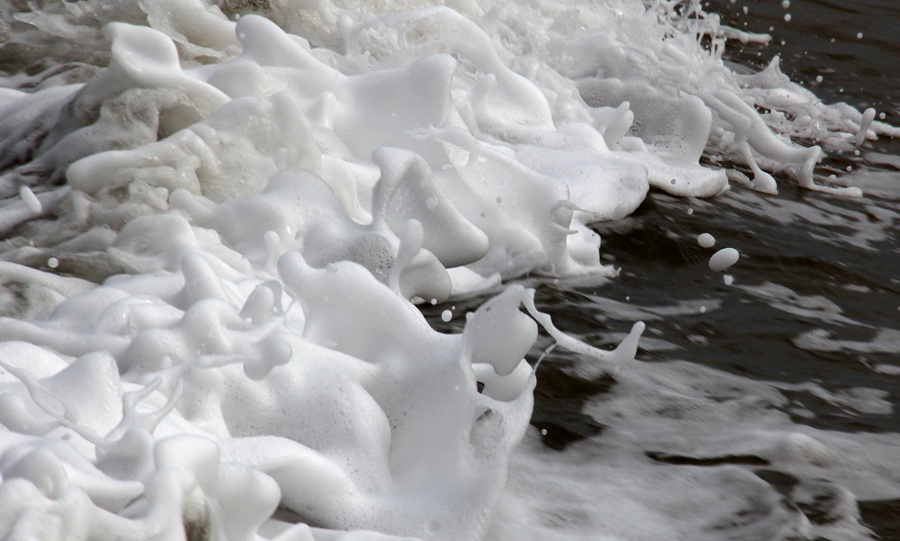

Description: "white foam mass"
0 0 895 540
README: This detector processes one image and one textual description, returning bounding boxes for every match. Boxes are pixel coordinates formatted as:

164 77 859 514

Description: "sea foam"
0 1 894 540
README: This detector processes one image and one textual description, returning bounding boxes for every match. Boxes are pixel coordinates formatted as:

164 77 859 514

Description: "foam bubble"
697 233 716 248
855 107 877 146
709 247 740 272
18 186 42 214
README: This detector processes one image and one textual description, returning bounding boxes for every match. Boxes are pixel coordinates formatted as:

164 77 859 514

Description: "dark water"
426 0 900 537
709 0 900 123
676 3 900 535
671 0 900 422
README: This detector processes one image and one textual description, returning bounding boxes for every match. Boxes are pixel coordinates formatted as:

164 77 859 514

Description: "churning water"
0 1 898 540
